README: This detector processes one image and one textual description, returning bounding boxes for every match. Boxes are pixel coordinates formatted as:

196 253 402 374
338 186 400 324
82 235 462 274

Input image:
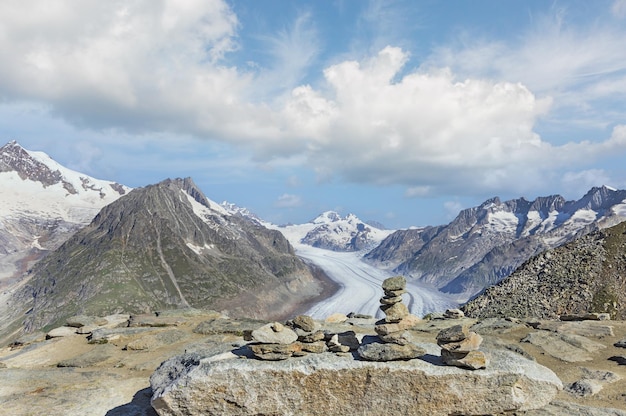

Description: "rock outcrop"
150 345 562 416
463 221 626 320
6 309 626 415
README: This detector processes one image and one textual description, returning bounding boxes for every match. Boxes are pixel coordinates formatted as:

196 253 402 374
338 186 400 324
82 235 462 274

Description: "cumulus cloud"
426 6 626 124
2 2 626 200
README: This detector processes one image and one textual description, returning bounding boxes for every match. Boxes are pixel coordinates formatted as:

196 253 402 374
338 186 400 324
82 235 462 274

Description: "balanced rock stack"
436 324 488 370
357 276 425 361
249 315 328 361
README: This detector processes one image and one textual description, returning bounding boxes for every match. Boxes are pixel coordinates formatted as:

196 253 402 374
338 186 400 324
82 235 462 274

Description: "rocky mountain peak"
0 140 76 193
572 185 626 212
311 211 342 224
0 140 128 199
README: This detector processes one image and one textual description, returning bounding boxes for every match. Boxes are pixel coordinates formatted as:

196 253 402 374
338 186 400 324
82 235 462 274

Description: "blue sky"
2 0 626 228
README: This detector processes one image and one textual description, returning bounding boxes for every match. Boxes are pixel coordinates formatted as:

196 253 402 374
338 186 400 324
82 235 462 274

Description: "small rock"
380 295 403 305
436 325 469 343
271 322 284 332
383 289 407 298
324 313 348 323
327 331 360 351
374 314 421 336
381 302 409 322
46 326 78 339
346 313 374 319
443 309 465 319
292 315 316 332
357 341 425 361
441 349 488 370
382 276 406 292
249 343 303 361
580 367 621 383
438 331 483 353
614 338 626 348
298 330 325 343
300 341 327 354
379 331 411 346
251 323 298 345
565 379 604 397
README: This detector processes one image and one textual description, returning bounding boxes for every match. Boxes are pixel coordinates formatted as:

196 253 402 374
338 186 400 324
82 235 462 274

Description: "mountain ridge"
365 186 626 301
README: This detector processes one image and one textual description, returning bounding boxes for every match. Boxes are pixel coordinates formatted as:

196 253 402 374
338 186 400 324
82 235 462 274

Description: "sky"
2 0 626 229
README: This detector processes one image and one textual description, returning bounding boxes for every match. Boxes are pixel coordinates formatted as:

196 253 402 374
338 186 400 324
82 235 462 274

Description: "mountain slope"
9 178 328 333
0 140 130 285
365 187 626 300
463 220 626 319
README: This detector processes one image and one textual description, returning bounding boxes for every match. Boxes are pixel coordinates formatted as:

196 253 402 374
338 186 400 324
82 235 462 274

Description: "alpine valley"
3 140 626 342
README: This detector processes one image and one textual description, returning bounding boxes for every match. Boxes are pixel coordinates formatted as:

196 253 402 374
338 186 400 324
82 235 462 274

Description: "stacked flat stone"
436 324 488 370
358 276 425 361
248 315 330 360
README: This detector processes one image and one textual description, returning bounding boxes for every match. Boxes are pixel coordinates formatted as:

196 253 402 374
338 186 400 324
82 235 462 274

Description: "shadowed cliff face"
463 220 626 320
12 178 327 333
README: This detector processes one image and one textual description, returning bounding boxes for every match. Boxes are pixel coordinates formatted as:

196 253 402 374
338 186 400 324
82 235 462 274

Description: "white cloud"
274 193 303 208
425 6 626 126
2 2 626 201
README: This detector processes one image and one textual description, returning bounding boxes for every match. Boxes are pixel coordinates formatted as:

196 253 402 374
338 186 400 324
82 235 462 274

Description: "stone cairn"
436 324 488 370
248 314 360 360
357 275 425 361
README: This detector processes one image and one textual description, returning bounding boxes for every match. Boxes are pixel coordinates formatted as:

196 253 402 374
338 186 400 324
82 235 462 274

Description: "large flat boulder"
150 344 562 416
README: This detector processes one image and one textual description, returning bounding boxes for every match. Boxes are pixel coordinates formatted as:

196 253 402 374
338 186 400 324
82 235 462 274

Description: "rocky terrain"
2 177 333 343
463 220 626 321
365 188 626 301
2 305 626 415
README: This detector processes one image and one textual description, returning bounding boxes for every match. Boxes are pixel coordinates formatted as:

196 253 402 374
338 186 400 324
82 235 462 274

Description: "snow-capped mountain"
220 201 265 226
276 211 394 252
365 187 626 301
0 140 131 283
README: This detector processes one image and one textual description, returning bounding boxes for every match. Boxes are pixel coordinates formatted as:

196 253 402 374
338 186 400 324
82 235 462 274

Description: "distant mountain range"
3 140 626 338
365 188 626 301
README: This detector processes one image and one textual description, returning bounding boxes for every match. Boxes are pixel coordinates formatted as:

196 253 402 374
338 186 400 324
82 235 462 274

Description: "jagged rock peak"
574 185 626 211
164 177 210 209
0 140 74 192
0 140 128 197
